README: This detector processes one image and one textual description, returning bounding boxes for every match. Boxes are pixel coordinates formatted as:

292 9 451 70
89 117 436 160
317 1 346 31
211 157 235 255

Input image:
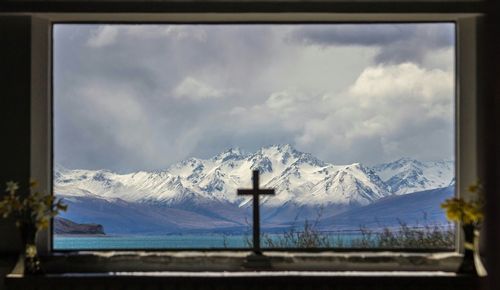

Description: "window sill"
5 252 479 290
14 251 462 273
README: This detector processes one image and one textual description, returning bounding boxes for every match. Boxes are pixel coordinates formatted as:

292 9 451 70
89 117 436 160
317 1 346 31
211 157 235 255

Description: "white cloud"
87 25 208 49
229 106 247 115
296 62 454 163
75 82 152 150
348 62 452 101
173 77 224 100
215 61 454 165
56 24 455 172
265 89 314 111
124 25 207 41
421 47 455 71
87 26 119 48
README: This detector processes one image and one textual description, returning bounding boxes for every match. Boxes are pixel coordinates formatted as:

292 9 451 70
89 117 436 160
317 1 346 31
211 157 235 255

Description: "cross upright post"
237 170 275 255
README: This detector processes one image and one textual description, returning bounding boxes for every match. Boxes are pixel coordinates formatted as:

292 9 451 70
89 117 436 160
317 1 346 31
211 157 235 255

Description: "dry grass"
260 215 454 249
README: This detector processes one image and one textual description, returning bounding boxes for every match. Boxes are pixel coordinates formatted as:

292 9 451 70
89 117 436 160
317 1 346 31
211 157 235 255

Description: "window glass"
53 23 455 250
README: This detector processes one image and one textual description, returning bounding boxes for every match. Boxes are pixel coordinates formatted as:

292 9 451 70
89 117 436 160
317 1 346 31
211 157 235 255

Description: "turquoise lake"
54 234 250 249
53 233 362 250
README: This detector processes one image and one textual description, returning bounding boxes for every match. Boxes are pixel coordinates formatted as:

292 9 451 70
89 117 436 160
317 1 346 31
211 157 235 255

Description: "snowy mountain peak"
395 157 416 163
54 146 454 209
381 157 423 170
371 158 454 195
53 163 69 180
264 143 294 152
54 163 69 174
212 147 245 162
259 144 298 158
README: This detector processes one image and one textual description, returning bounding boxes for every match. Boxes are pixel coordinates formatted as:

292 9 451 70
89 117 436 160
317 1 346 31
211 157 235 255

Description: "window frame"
30 12 481 270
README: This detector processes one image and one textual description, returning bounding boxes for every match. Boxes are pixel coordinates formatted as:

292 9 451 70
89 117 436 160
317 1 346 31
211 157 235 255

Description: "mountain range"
54 144 454 234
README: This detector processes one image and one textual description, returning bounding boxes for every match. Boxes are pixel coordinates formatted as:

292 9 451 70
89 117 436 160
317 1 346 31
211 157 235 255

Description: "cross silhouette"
238 170 275 255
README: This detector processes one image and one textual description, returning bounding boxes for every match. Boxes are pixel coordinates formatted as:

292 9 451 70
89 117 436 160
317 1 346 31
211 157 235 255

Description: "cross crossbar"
238 189 274 195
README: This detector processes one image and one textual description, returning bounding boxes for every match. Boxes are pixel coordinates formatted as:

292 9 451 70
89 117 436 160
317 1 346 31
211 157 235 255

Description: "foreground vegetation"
348 223 454 249
258 218 455 249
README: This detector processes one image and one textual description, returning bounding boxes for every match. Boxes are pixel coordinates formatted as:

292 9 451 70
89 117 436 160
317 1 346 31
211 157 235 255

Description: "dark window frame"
24 10 482 272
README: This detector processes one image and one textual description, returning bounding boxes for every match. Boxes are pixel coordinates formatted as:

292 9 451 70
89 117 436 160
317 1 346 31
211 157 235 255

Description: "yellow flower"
25 244 37 258
29 179 39 189
37 218 49 230
441 181 485 225
468 184 478 193
5 181 19 195
1 180 68 231
467 180 483 194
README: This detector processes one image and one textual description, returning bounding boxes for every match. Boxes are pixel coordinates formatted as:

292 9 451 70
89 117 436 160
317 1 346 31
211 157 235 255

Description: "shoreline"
54 234 108 238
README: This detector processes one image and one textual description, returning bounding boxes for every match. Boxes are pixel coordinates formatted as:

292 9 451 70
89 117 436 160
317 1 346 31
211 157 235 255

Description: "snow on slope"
54 144 394 207
306 163 389 206
54 146 456 234
371 157 454 195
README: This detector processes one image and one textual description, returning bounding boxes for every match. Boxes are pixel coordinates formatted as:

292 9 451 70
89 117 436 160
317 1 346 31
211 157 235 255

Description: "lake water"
53 233 361 250
54 234 251 250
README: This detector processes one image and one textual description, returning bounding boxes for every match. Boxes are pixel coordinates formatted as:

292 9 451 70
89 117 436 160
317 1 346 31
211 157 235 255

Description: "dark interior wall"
0 16 31 253
483 0 500 289
0 15 32 290
0 2 497 289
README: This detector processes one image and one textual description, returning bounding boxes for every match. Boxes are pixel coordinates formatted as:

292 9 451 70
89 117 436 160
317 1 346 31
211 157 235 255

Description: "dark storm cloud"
290 25 414 46
289 23 455 64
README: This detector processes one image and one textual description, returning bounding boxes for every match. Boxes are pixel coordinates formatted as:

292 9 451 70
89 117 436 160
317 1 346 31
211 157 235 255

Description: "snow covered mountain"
54 145 455 234
371 157 454 195
55 144 394 208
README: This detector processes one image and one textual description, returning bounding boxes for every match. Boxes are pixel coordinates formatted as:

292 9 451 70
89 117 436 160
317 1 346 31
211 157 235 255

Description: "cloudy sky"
54 23 455 173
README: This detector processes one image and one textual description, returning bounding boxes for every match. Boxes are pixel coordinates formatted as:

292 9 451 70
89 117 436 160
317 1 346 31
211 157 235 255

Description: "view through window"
53 23 456 250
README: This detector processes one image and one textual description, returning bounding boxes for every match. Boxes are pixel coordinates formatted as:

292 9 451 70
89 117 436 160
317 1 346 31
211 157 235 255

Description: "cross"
238 170 275 255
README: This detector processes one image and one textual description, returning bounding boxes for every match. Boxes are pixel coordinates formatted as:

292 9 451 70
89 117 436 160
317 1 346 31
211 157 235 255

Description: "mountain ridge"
55 144 453 206
54 144 454 234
